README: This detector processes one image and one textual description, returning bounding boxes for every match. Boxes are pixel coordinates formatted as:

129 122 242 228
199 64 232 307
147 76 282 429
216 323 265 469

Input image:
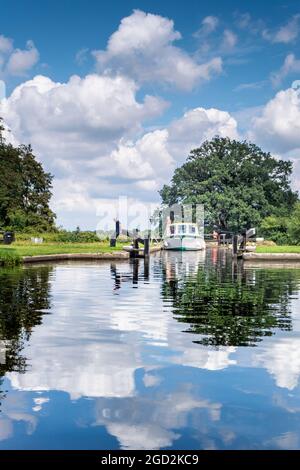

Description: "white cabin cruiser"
163 222 205 251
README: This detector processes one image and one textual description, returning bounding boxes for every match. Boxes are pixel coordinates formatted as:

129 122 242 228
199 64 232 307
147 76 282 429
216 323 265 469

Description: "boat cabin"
166 223 200 238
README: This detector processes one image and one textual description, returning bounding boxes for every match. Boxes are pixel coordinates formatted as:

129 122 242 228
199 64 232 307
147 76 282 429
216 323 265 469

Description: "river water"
0 248 300 449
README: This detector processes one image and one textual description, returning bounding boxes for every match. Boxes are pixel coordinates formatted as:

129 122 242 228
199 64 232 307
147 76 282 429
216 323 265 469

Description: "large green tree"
0 118 56 231
160 137 298 231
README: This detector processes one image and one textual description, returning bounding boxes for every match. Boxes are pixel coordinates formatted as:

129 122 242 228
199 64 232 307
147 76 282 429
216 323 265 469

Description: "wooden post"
144 257 149 280
192 204 196 224
132 259 139 283
144 237 150 257
232 234 238 256
131 237 139 258
115 219 120 239
159 211 163 239
110 238 116 247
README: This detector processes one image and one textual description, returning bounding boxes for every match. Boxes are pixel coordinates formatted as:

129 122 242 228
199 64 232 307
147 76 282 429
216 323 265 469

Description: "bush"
260 203 300 245
287 203 300 245
14 230 101 243
260 215 287 243
13 229 131 244
52 230 100 243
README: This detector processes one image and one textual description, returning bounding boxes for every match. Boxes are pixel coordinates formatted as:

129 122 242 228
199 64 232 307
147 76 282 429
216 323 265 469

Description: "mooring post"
243 232 247 251
110 219 120 247
144 257 149 280
159 211 163 240
130 237 139 258
232 234 238 256
192 204 196 224
132 259 139 283
144 237 150 257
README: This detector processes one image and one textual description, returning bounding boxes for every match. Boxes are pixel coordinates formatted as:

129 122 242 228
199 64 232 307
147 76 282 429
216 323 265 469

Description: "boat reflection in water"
0 249 300 449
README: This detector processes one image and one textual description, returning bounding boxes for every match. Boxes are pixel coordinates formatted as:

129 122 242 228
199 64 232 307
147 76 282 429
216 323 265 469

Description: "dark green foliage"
14 230 101 242
0 118 56 231
50 230 100 243
261 202 300 245
160 137 298 232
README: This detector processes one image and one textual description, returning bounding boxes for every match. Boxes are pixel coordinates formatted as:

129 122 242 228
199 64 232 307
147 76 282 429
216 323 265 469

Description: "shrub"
260 203 300 245
15 230 101 243
287 203 300 245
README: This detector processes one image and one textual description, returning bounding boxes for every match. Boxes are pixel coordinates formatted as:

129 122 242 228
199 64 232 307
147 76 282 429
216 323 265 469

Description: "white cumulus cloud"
1 73 167 149
93 10 222 91
106 107 238 199
250 86 300 153
1 73 238 228
271 53 300 87
0 35 13 54
0 36 39 78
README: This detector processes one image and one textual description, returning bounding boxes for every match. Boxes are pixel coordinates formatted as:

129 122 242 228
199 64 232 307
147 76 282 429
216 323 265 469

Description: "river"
0 248 300 449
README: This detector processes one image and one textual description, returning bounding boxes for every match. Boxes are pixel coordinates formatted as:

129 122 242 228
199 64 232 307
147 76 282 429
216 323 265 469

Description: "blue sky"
1 0 300 229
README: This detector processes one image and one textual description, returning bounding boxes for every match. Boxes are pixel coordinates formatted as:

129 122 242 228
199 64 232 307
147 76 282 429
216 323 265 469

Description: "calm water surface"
0 248 300 449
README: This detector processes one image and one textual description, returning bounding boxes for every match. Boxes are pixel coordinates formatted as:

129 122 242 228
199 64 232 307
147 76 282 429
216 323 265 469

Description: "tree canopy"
0 118 56 231
160 137 298 232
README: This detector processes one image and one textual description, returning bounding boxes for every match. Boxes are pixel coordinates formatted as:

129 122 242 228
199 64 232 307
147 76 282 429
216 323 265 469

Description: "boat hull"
164 236 205 251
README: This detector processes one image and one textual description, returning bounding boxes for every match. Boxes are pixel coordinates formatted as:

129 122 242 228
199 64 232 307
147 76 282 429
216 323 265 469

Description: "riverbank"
243 252 300 262
243 245 300 262
256 245 300 253
0 242 162 266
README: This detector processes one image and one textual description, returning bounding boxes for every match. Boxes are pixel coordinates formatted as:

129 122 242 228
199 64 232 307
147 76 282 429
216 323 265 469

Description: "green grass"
256 245 300 253
0 248 22 266
0 240 129 262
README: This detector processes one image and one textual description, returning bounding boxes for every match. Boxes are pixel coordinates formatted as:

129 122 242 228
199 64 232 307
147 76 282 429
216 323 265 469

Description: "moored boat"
163 222 205 251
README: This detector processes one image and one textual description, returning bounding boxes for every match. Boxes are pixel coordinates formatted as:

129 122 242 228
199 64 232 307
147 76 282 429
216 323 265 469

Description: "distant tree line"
0 118 56 231
160 137 299 243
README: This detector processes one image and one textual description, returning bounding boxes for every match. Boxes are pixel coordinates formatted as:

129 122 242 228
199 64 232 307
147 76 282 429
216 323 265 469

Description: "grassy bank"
0 248 22 266
0 241 129 265
256 245 300 253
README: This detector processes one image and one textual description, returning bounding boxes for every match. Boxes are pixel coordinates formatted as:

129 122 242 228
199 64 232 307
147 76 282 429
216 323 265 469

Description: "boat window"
189 225 196 234
178 225 186 234
170 225 175 235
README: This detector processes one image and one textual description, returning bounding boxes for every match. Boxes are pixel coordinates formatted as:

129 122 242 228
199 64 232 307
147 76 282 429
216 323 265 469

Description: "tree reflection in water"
0 266 52 376
162 250 299 347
